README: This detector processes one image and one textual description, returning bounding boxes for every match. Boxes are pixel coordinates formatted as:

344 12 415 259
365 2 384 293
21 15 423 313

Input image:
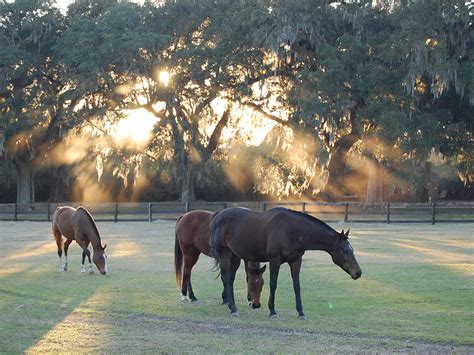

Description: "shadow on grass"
300 261 474 345
0 268 105 353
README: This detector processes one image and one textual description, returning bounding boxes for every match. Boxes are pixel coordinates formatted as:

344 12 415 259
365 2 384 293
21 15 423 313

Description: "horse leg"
289 258 306 320
63 239 73 271
228 256 241 314
182 251 199 301
220 252 239 316
221 278 227 305
220 273 236 305
81 248 87 273
53 226 64 272
245 262 251 305
85 241 93 274
268 258 281 318
80 241 92 274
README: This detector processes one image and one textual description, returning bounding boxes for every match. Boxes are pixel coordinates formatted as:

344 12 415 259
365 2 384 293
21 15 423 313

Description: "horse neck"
91 238 102 252
86 228 102 252
299 223 338 252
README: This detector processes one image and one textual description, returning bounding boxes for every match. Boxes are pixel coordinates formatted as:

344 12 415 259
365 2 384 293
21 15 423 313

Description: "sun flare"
158 70 171 86
114 109 158 147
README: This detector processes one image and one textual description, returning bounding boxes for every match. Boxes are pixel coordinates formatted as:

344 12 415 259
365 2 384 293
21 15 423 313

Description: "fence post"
148 203 152 222
47 203 51 222
14 203 18 221
223 202 227 209
386 202 390 224
185 202 189 213
114 203 118 223
263 202 267 211
302 202 306 213
432 202 436 225
344 203 349 222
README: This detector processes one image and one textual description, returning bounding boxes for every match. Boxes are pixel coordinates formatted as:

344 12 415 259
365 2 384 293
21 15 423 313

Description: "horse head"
93 244 108 275
245 263 266 309
330 229 362 280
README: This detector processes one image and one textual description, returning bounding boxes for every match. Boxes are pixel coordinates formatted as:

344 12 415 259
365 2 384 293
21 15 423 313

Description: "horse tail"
174 215 184 287
209 212 221 274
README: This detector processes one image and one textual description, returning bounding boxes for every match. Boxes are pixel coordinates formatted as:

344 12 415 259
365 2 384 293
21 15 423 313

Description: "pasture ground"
0 220 473 353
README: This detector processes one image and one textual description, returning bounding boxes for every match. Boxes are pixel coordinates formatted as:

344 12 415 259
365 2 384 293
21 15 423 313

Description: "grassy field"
0 220 473 353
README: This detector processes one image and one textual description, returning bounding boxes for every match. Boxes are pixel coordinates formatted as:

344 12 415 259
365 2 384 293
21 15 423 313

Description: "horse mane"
272 207 338 235
77 206 102 242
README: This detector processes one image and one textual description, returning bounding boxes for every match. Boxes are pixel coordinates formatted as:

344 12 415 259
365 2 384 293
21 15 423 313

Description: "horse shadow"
0 266 104 352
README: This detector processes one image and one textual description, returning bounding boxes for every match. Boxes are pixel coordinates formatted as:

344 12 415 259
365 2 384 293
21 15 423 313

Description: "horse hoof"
299 315 307 321
231 312 239 318
191 298 198 302
181 295 189 302
269 313 278 319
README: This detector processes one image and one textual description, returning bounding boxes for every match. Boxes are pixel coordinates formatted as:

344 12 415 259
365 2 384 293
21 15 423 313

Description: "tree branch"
245 69 297 86
241 101 289 126
206 105 231 155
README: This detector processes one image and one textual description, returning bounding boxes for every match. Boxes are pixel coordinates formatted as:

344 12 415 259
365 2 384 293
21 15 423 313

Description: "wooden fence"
0 201 473 224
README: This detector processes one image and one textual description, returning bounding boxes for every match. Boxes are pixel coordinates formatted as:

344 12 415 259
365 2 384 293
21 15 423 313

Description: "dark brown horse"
211 207 362 319
52 206 108 275
175 210 266 307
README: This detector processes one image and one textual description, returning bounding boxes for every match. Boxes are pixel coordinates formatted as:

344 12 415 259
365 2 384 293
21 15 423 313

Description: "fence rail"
0 201 473 224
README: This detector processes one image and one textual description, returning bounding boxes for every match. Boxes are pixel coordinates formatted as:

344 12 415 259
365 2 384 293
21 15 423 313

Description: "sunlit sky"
53 0 74 13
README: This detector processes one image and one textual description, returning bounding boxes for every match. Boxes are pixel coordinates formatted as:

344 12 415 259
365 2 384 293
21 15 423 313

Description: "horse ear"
345 229 350 239
259 264 267 273
340 229 348 240
103 244 107 250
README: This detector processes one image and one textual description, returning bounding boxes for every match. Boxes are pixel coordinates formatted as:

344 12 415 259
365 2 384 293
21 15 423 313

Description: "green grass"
0 221 473 353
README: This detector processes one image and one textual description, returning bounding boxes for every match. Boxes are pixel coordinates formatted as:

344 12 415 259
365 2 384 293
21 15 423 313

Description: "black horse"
210 207 362 319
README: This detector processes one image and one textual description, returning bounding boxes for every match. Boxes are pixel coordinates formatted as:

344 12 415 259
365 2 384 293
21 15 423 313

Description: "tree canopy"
0 0 472 204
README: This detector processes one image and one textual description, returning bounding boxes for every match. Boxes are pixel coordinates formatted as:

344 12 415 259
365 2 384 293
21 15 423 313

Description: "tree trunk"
180 166 196 203
425 162 439 203
365 158 383 204
48 165 67 202
319 131 361 200
13 159 35 206
318 101 362 201
0 130 5 157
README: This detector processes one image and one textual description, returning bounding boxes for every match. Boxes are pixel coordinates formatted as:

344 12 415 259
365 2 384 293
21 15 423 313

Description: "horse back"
211 207 275 262
176 210 216 256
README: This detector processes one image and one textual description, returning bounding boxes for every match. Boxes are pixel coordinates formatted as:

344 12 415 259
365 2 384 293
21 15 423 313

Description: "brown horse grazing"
52 206 108 275
211 207 362 319
175 210 266 307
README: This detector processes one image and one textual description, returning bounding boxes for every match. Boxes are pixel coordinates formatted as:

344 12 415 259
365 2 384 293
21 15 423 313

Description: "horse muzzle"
351 269 362 280
251 302 261 309
100 270 107 275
